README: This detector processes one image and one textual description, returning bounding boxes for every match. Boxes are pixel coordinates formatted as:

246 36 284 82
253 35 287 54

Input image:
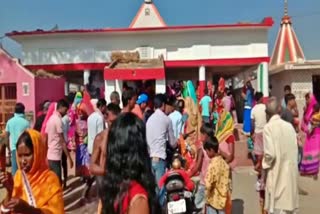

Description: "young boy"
204 137 230 214
188 123 214 209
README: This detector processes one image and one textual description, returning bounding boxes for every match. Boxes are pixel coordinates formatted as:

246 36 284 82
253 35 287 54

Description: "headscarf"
83 90 94 115
40 102 57 134
215 109 234 143
302 94 318 132
73 92 83 107
13 130 63 212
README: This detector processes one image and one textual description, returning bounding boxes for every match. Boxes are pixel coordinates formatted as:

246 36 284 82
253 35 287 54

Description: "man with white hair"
262 97 299 214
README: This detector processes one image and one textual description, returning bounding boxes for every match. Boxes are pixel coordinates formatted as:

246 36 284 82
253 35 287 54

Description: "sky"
0 0 319 59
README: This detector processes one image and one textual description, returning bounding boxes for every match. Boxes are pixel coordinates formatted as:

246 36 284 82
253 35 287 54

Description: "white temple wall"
18 28 269 65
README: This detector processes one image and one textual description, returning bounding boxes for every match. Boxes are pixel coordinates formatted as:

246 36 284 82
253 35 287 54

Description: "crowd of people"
0 78 319 214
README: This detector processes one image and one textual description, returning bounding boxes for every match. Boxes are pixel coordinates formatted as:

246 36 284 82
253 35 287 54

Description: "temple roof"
270 0 305 67
129 0 166 28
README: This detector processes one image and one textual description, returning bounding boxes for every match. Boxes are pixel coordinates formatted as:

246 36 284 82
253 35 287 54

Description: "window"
145 8 150 16
22 82 30 96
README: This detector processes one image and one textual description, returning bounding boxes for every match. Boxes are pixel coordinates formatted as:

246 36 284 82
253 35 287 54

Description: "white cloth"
251 103 267 133
87 110 105 154
262 115 299 213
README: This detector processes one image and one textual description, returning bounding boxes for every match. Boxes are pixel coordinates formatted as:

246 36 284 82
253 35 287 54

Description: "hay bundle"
33 69 61 79
111 51 140 63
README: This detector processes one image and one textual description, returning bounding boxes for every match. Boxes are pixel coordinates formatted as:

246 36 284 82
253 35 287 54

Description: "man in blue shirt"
199 88 212 123
4 103 30 176
169 99 187 139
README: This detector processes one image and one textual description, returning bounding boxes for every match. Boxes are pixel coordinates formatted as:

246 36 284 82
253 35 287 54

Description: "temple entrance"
313 75 320 102
0 83 17 130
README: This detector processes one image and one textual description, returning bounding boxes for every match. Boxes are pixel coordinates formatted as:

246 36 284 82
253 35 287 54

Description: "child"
188 123 214 209
159 155 194 192
204 137 230 214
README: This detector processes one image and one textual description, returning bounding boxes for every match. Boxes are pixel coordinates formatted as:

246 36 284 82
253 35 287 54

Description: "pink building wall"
0 49 35 116
34 77 65 113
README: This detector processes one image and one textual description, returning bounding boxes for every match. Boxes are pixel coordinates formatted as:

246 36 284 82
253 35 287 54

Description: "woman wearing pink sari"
300 93 320 177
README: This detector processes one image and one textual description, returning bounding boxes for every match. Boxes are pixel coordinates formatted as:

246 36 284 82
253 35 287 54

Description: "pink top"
45 111 63 161
200 147 210 185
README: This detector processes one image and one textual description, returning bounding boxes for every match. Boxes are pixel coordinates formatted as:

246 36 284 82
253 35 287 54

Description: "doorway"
313 75 320 103
0 83 17 130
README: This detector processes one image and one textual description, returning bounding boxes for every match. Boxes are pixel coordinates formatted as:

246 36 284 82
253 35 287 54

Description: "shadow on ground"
232 199 244 214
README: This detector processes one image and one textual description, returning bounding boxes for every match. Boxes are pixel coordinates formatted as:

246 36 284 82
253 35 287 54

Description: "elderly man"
262 97 299 214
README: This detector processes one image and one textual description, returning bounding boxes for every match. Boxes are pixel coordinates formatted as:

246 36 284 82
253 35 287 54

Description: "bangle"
0 204 10 213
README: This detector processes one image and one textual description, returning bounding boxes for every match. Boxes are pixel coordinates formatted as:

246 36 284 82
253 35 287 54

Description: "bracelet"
0 204 10 213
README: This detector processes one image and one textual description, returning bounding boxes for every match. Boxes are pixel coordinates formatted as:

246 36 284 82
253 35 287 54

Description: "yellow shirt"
205 155 230 210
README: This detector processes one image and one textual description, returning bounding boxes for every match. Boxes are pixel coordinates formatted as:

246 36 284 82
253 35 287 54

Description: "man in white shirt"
251 92 267 170
87 99 107 155
262 97 299 214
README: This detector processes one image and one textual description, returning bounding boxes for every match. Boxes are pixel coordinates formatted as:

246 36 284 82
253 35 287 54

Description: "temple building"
4 0 273 106
269 0 320 114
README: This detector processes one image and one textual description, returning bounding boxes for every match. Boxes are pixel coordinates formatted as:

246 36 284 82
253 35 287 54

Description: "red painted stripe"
24 57 270 71
165 57 270 68
104 68 165 80
7 17 274 37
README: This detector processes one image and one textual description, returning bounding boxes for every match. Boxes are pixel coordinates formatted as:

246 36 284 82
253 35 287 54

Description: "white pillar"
83 70 91 85
156 79 166 94
199 66 206 99
257 62 269 97
64 82 69 95
115 79 123 108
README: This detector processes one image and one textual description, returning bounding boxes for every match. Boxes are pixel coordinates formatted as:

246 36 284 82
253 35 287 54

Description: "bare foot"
298 187 308 196
313 174 318 180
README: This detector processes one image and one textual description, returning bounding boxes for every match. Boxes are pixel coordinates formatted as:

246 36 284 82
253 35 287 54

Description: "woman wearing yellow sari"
215 109 236 214
0 129 64 214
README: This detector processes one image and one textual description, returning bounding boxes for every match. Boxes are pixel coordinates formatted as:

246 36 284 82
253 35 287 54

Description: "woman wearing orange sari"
0 130 64 214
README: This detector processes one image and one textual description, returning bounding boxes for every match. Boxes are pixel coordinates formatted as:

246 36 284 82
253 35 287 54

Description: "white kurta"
262 115 299 213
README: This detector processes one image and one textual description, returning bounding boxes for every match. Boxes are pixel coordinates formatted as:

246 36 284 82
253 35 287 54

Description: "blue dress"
243 89 253 134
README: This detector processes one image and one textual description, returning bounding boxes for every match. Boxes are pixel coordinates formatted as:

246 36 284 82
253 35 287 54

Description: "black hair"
314 103 320 112
154 94 167 109
166 95 176 107
102 113 159 214
204 88 209 95
255 92 264 102
110 91 120 101
285 93 296 105
15 103 25 114
144 109 154 123
106 103 121 116
284 85 291 92
175 99 185 112
33 114 46 132
17 131 34 152
97 98 107 108
203 136 219 153
57 99 69 109
121 88 136 107
66 92 76 104
200 123 214 137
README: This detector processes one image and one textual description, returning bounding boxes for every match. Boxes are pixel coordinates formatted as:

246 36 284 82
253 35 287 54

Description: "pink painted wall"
0 49 36 118
35 77 65 113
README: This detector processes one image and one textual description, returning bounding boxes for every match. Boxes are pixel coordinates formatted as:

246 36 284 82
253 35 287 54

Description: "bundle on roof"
32 69 61 79
111 51 140 63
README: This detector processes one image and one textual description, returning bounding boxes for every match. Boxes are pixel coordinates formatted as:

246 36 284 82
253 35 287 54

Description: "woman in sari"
215 109 236 214
75 102 90 180
0 130 64 214
300 93 320 178
242 80 254 135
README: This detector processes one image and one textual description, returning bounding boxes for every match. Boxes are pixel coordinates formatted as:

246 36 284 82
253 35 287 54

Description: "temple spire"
284 0 288 16
270 0 305 66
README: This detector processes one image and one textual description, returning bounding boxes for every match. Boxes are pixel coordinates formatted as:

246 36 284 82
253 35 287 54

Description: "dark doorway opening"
313 75 320 103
